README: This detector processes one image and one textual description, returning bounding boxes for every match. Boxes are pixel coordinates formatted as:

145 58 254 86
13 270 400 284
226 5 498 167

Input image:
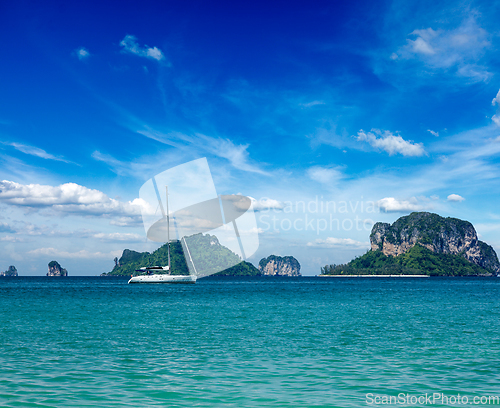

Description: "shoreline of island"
318 274 430 278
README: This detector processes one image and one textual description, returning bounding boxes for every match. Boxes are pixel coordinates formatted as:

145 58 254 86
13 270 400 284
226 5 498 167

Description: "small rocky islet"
1 262 69 277
0 266 18 277
47 261 68 276
321 212 500 276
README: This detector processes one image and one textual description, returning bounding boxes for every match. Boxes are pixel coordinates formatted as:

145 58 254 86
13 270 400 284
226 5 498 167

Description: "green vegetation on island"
321 245 494 276
104 233 260 277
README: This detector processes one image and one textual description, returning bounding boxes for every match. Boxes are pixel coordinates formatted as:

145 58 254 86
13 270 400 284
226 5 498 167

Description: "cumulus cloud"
249 197 285 211
377 197 423 212
307 237 369 248
110 216 143 227
447 194 465 202
28 247 121 259
493 89 500 106
427 129 439 137
93 232 144 241
75 47 90 60
1 142 71 163
120 35 165 61
393 17 491 82
0 180 153 218
0 221 145 242
307 166 344 184
356 129 425 156
493 89 500 126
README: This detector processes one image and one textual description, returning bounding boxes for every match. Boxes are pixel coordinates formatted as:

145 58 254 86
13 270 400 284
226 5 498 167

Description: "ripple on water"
1 277 500 407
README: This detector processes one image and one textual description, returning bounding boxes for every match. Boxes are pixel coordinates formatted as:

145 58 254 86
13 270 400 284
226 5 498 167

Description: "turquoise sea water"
1 276 500 407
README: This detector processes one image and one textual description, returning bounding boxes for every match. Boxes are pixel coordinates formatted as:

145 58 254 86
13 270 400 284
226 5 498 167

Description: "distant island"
259 255 301 276
321 212 500 277
102 233 300 278
0 266 18 277
47 261 68 276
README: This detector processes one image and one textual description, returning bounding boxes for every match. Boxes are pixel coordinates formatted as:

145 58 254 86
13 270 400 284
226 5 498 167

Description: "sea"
1 276 500 407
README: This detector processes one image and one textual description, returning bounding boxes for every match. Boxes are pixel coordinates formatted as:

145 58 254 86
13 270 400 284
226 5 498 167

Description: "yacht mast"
166 186 171 273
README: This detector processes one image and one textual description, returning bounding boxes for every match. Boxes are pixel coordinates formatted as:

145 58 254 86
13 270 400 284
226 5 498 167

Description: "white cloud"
76 47 90 60
131 127 269 175
307 237 369 248
356 129 425 156
493 89 500 106
377 197 423 212
393 17 491 82
110 217 143 227
456 65 491 83
307 166 344 184
0 180 153 218
249 197 284 211
0 222 145 242
93 232 144 242
427 129 439 137
300 100 325 108
0 236 25 242
198 134 269 175
120 35 165 61
493 89 500 126
447 194 465 202
2 142 71 163
28 248 121 259
410 33 436 55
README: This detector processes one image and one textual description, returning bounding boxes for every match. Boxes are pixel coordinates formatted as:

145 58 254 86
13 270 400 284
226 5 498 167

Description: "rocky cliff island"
47 261 68 276
259 255 301 276
321 212 500 276
1 266 18 277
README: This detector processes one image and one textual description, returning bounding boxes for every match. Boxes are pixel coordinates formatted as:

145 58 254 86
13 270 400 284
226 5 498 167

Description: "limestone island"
47 261 68 276
101 233 300 277
0 266 18 277
320 212 500 277
259 255 301 276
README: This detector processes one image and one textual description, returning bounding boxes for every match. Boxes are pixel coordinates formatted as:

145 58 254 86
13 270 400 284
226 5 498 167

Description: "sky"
1 0 500 276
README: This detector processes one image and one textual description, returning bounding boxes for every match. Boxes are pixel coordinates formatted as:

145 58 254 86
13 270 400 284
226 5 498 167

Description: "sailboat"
128 186 197 284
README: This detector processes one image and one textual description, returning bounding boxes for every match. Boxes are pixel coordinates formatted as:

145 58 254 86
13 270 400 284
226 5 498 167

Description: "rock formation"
47 261 68 276
259 255 301 276
0 265 18 277
370 212 500 273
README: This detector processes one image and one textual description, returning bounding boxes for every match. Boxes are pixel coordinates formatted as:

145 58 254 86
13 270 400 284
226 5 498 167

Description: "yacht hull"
128 275 196 284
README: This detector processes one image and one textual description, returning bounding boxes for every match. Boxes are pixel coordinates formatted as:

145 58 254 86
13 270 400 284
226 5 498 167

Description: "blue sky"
1 0 500 275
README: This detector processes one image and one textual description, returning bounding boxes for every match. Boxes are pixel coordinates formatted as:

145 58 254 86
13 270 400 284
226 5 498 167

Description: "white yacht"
128 268 196 284
128 186 196 284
